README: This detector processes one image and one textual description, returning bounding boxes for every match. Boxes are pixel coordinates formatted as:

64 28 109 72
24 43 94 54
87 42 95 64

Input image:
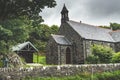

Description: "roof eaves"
51 34 72 45
12 41 38 52
28 42 39 52
85 38 115 43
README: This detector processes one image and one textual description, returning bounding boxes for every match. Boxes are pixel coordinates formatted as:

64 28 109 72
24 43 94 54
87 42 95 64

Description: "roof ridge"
69 20 98 27
12 41 38 52
69 20 111 31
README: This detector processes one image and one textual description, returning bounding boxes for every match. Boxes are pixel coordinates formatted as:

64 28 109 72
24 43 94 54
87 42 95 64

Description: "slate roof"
67 20 115 42
51 34 72 45
12 41 38 52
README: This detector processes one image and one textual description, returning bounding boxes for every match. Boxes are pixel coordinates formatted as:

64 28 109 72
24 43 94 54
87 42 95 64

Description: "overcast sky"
40 0 120 26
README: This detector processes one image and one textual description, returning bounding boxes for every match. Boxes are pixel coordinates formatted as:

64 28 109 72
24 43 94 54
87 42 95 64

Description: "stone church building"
46 5 120 65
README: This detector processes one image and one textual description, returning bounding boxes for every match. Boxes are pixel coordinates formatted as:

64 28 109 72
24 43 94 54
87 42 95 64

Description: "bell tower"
61 4 69 23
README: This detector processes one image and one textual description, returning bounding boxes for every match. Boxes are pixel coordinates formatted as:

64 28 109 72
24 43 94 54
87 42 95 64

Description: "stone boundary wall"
0 63 120 80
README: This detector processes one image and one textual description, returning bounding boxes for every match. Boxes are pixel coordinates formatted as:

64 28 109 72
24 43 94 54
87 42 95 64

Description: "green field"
33 54 46 65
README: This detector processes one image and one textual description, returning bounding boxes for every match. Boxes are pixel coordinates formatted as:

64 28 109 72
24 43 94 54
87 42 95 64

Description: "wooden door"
66 47 71 64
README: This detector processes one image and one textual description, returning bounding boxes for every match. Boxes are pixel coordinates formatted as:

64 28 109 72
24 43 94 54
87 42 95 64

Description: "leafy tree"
0 17 32 54
112 52 120 63
0 25 12 41
28 24 59 52
50 25 59 34
99 22 120 30
110 23 120 30
0 25 13 53
29 24 51 41
0 0 56 22
28 25 49 52
3 17 31 42
0 0 57 54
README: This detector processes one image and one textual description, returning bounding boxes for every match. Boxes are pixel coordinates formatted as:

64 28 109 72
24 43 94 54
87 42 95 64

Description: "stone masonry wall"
1 63 120 80
59 23 84 64
114 42 120 52
58 45 72 64
46 37 58 64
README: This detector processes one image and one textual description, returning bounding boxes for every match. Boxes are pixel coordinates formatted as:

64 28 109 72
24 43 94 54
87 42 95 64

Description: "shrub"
95 71 120 80
112 52 120 63
86 54 99 64
86 44 114 64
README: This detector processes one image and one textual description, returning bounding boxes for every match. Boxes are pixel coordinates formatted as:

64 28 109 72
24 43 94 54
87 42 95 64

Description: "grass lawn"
33 54 46 65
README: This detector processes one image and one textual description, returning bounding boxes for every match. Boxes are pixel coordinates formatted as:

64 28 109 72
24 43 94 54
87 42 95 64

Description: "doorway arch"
66 47 71 64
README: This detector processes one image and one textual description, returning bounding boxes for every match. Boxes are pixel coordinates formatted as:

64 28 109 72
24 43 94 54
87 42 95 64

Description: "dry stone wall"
0 63 120 80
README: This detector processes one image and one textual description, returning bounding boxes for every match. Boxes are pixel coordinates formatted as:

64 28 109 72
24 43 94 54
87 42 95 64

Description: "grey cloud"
41 0 120 26
85 0 120 18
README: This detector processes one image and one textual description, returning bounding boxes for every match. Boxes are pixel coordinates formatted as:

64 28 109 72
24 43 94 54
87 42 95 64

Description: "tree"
99 22 120 30
0 0 56 22
0 25 13 54
28 24 50 52
110 23 120 30
0 17 32 54
0 1 57 54
50 25 59 34
29 24 51 41
28 24 59 52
